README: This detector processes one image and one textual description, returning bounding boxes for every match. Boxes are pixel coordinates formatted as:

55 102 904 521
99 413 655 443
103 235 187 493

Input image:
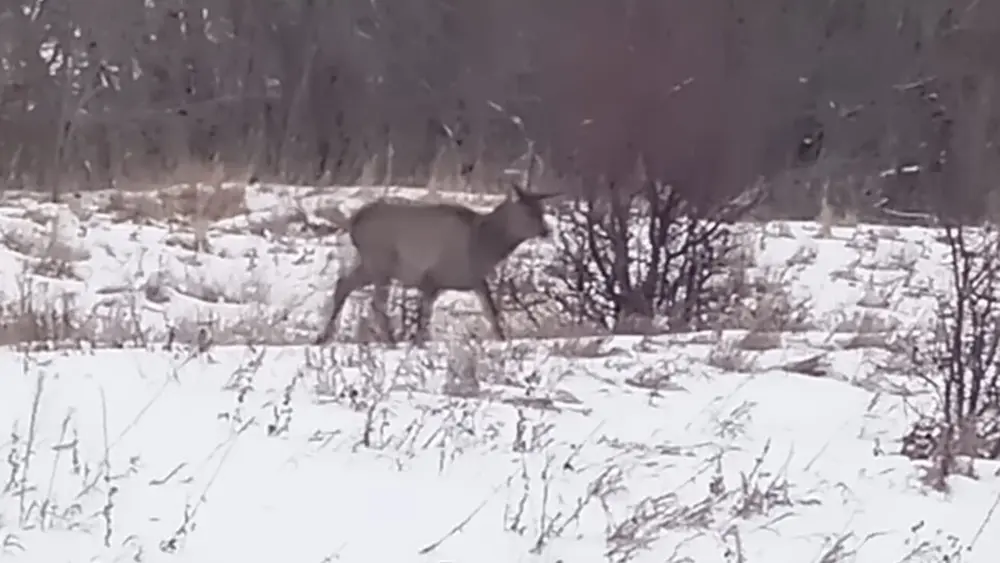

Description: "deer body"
314 185 553 345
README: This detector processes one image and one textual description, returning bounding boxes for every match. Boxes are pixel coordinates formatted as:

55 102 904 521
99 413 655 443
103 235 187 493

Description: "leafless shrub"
548 168 760 335
902 225 1000 489
489 256 563 338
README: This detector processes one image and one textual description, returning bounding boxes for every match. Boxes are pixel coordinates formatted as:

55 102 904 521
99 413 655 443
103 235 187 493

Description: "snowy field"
0 182 997 562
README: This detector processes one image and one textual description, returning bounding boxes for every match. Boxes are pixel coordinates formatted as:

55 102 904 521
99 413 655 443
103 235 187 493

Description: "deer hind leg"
315 263 371 345
474 281 506 341
413 286 441 346
369 281 396 345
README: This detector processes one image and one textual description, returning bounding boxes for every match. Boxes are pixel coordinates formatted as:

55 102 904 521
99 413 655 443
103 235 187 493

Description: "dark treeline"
1 0 999 220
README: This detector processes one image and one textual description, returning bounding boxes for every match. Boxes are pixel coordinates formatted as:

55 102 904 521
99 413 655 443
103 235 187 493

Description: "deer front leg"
474 282 505 340
370 282 395 346
315 264 369 345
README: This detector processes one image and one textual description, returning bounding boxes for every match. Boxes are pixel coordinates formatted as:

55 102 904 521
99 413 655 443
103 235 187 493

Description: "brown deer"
314 183 556 345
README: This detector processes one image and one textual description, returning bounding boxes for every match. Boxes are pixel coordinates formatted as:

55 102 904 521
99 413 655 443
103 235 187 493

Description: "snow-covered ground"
0 182 997 562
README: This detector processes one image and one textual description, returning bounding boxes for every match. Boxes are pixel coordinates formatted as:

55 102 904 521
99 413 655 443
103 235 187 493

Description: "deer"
314 183 557 346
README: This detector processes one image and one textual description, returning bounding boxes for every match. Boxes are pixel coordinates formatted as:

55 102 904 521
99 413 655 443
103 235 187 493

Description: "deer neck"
477 213 526 263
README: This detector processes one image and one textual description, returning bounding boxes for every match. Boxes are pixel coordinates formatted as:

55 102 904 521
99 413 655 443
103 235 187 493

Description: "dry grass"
114 159 256 194
92 161 252 225
0 218 307 349
736 330 783 351
0 294 78 348
421 143 567 198
707 337 758 373
726 267 815 333
816 181 835 238
0 280 306 350
103 183 248 225
426 145 470 195
159 182 249 222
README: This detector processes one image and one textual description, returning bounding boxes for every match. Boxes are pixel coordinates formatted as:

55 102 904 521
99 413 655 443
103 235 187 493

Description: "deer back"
349 199 487 288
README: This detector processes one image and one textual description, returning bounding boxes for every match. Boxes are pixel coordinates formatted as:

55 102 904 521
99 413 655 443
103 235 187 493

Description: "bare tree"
903 226 1000 488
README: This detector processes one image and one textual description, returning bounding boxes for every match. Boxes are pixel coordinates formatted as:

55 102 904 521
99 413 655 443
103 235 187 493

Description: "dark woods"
0 0 998 221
